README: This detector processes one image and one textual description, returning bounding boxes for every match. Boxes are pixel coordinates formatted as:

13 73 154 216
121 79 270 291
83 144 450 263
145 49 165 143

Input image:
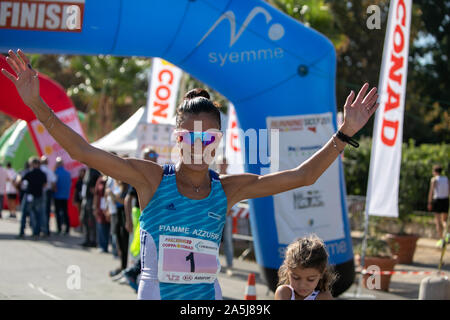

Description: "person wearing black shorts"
427 165 449 247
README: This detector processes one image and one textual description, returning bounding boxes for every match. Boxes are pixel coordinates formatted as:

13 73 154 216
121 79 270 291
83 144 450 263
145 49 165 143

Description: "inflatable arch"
0 0 354 294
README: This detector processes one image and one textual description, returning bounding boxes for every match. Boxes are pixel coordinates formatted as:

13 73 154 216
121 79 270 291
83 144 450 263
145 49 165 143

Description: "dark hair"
176 88 221 129
277 234 337 293
433 165 442 174
30 157 40 166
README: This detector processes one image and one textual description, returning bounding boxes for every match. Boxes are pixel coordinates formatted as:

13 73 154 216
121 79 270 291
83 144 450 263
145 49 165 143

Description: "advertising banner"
267 112 345 244
136 122 175 163
146 58 183 125
366 0 412 217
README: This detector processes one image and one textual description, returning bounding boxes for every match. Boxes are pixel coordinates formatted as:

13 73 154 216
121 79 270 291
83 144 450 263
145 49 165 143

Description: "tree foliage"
272 0 449 144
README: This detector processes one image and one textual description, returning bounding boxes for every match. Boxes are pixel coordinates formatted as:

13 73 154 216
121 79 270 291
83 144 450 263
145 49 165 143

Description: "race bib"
158 235 220 284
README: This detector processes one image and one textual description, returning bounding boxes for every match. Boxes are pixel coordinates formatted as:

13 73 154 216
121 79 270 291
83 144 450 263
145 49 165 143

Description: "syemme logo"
197 6 285 67
0 0 84 32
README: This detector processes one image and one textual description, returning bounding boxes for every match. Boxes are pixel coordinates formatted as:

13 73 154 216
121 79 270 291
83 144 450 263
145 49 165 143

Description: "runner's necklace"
178 169 210 193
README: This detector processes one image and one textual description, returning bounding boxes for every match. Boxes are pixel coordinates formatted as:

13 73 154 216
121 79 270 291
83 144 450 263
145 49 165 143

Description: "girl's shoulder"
315 290 333 300
274 285 293 300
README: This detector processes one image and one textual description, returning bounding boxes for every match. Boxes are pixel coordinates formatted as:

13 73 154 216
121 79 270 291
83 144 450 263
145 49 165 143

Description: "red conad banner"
0 0 85 32
366 0 411 218
146 58 183 125
0 55 85 227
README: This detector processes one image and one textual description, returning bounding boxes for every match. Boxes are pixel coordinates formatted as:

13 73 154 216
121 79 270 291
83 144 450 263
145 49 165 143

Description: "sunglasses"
173 129 223 146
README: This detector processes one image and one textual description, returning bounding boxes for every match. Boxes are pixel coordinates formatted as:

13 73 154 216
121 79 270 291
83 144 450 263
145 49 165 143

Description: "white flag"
225 103 244 174
146 58 182 125
366 0 412 217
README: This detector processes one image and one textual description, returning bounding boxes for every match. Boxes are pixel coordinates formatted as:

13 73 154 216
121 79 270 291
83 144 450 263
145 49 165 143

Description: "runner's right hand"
1 49 41 108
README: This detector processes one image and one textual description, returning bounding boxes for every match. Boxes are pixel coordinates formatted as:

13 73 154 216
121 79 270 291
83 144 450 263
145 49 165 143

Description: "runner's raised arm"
1 49 161 192
222 82 379 206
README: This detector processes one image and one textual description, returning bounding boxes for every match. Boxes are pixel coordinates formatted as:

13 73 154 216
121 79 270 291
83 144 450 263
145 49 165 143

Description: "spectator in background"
18 157 47 239
17 161 30 203
73 167 86 220
428 164 450 248
16 160 32 236
94 174 110 253
120 148 158 292
0 163 7 219
105 152 119 258
216 155 234 275
40 156 57 236
53 157 72 235
5 162 18 218
107 178 130 278
80 167 101 247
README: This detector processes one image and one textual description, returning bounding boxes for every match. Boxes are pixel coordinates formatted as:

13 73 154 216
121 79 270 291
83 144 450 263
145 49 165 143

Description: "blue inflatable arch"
0 0 354 294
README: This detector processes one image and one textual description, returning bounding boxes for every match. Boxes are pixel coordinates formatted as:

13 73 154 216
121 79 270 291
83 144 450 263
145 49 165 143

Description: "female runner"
2 49 379 299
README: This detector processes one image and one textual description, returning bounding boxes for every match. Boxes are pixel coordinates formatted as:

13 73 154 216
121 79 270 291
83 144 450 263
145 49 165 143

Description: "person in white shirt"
0 163 7 219
5 162 18 218
40 156 57 236
427 164 450 247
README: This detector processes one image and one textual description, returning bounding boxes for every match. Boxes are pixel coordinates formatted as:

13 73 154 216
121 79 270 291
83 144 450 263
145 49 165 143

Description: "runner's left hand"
339 83 379 137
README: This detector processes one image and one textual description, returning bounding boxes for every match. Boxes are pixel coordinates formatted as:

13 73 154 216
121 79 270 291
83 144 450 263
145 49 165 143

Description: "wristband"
336 130 359 148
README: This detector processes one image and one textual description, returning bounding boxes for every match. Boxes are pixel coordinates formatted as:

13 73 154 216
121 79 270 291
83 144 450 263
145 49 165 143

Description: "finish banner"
146 58 183 125
0 0 85 32
366 0 411 218
267 112 345 244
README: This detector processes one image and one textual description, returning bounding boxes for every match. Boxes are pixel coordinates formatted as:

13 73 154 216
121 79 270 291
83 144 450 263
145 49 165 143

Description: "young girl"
2 49 378 300
275 235 336 300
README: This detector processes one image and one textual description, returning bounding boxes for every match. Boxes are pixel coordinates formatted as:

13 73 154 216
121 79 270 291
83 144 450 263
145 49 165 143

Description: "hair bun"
184 88 210 100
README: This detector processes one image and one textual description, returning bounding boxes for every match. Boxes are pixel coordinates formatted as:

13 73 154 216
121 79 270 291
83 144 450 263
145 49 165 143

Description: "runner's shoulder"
127 158 163 187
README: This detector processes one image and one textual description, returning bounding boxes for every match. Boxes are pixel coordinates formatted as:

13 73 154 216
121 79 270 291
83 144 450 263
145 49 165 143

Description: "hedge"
343 138 449 218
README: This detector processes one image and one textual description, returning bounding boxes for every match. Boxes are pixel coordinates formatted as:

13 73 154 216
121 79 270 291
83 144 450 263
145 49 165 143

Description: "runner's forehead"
178 113 220 131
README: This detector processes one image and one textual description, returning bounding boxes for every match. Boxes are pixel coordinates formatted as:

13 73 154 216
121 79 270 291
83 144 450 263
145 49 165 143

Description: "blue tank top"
139 164 228 300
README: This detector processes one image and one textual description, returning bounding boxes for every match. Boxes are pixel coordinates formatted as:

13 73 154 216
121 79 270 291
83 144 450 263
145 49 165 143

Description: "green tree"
407 0 450 144
68 55 150 141
326 0 448 143
343 137 450 214
271 0 449 144
269 0 347 50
